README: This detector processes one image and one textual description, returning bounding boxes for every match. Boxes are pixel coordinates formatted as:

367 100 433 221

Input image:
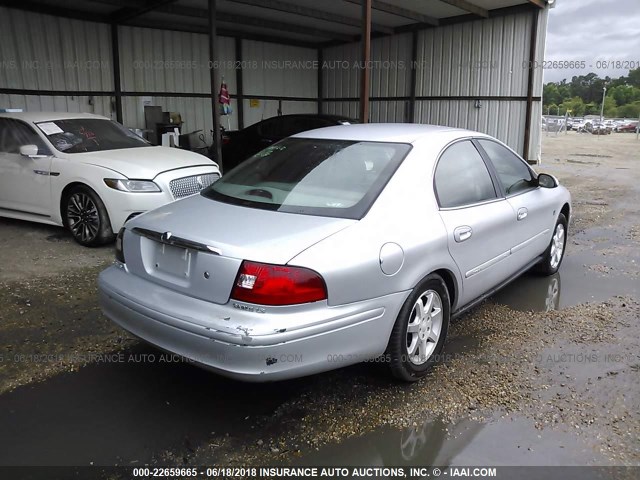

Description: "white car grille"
169 173 219 199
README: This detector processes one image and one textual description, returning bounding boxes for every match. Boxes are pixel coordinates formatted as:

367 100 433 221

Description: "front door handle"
517 207 528 221
454 226 473 243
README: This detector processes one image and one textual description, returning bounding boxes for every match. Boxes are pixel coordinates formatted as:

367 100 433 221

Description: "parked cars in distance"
99 123 571 382
565 117 573 130
617 121 638 133
215 114 357 172
541 115 566 133
590 122 612 135
0 112 220 246
571 118 585 131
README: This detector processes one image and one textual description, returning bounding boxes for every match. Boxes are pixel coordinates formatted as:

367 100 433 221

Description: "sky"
543 0 640 83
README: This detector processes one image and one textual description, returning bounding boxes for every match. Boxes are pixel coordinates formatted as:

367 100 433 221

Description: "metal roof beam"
343 0 438 26
228 0 394 35
94 0 357 40
218 12 356 41
149 4 356 41
111 0 178 23
528 0 546 8
392 3 537 35
0 0 108 22
318 3 538 47
438 0 488 18
126 18 321 48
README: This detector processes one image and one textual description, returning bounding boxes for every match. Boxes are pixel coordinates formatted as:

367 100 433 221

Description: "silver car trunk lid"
123 194 355 304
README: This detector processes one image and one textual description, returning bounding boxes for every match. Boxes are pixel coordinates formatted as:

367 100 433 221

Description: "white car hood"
66 146 217 179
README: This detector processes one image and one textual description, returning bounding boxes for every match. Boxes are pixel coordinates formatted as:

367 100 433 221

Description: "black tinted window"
257 117 332 139
258 118 284 138
295 118 332 132
0 118 50 155
434 141 497 208
278 117 307 137
478 140 534 195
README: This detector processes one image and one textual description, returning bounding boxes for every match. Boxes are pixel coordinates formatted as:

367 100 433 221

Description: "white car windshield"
203 138 411 220
36 119 149 153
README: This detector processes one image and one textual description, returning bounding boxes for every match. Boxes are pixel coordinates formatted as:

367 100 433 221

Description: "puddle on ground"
491 249 639 312
0 347 310 466
292 415 607 468
0 353 611 470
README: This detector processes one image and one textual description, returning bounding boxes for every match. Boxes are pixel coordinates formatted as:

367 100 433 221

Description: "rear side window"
434 140 497 208
478 139 535 196
278 117 308 138
296 118 333 132
258 118 283 138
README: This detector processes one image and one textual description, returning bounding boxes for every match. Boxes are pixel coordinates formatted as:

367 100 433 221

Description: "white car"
0 112 220 246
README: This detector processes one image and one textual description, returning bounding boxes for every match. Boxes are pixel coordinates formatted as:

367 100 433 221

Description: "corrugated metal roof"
0 0 545 46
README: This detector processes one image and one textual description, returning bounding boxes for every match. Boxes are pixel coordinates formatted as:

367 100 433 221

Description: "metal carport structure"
0 0 551 165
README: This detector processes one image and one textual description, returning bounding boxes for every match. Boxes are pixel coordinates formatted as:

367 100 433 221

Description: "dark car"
214 114 356 171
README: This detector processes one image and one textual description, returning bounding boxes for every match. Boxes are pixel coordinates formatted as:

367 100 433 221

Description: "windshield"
202 138 411 220
36 119 149 153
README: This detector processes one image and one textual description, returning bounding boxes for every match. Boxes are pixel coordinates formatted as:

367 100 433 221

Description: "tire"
535 213 567 276
386 273 451 382
63 185 115 247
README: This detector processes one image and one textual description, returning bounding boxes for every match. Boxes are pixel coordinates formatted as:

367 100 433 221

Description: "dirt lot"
0 131 638 469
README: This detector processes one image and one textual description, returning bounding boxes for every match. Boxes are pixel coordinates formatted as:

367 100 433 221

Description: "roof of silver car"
294 123 482 143
0 112 109 123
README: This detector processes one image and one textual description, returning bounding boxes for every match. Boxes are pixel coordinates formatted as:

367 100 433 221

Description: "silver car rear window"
203 138 411 220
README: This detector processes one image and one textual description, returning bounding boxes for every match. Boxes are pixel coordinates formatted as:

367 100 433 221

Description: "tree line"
543 68 640 118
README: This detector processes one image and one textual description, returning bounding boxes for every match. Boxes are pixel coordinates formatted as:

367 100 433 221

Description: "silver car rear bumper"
98 266 409 381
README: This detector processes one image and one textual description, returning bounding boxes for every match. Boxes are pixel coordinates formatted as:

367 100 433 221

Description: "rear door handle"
454 226 473 243
517 207 528 221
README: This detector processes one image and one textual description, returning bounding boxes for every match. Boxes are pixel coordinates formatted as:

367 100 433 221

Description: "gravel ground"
0 266 136 395
0 131 638 467
0 218 114 283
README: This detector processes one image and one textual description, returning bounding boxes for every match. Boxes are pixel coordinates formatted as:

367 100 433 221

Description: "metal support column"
359 0 372 123
111 23 123 123
208 0 223 169
317 48 324 114
523 8 539 163
235 37 244 130
408 30 418 123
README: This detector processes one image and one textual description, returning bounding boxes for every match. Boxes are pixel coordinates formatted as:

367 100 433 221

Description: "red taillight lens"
230 261 327 306
222 135 230 145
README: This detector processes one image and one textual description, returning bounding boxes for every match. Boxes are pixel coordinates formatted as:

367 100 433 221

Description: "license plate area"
154 243 192 278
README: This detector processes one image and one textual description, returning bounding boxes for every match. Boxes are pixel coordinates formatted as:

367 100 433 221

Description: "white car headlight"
104 178 161 193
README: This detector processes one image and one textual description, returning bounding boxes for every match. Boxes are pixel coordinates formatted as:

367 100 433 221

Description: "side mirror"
19 144 40 157
537 173 558 188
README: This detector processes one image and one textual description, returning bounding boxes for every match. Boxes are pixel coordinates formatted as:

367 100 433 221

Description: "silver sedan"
98 124 571 382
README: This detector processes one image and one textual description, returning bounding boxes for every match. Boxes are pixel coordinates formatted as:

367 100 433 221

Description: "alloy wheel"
67 193 100 243
549 223 565 269
406 290 443 365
